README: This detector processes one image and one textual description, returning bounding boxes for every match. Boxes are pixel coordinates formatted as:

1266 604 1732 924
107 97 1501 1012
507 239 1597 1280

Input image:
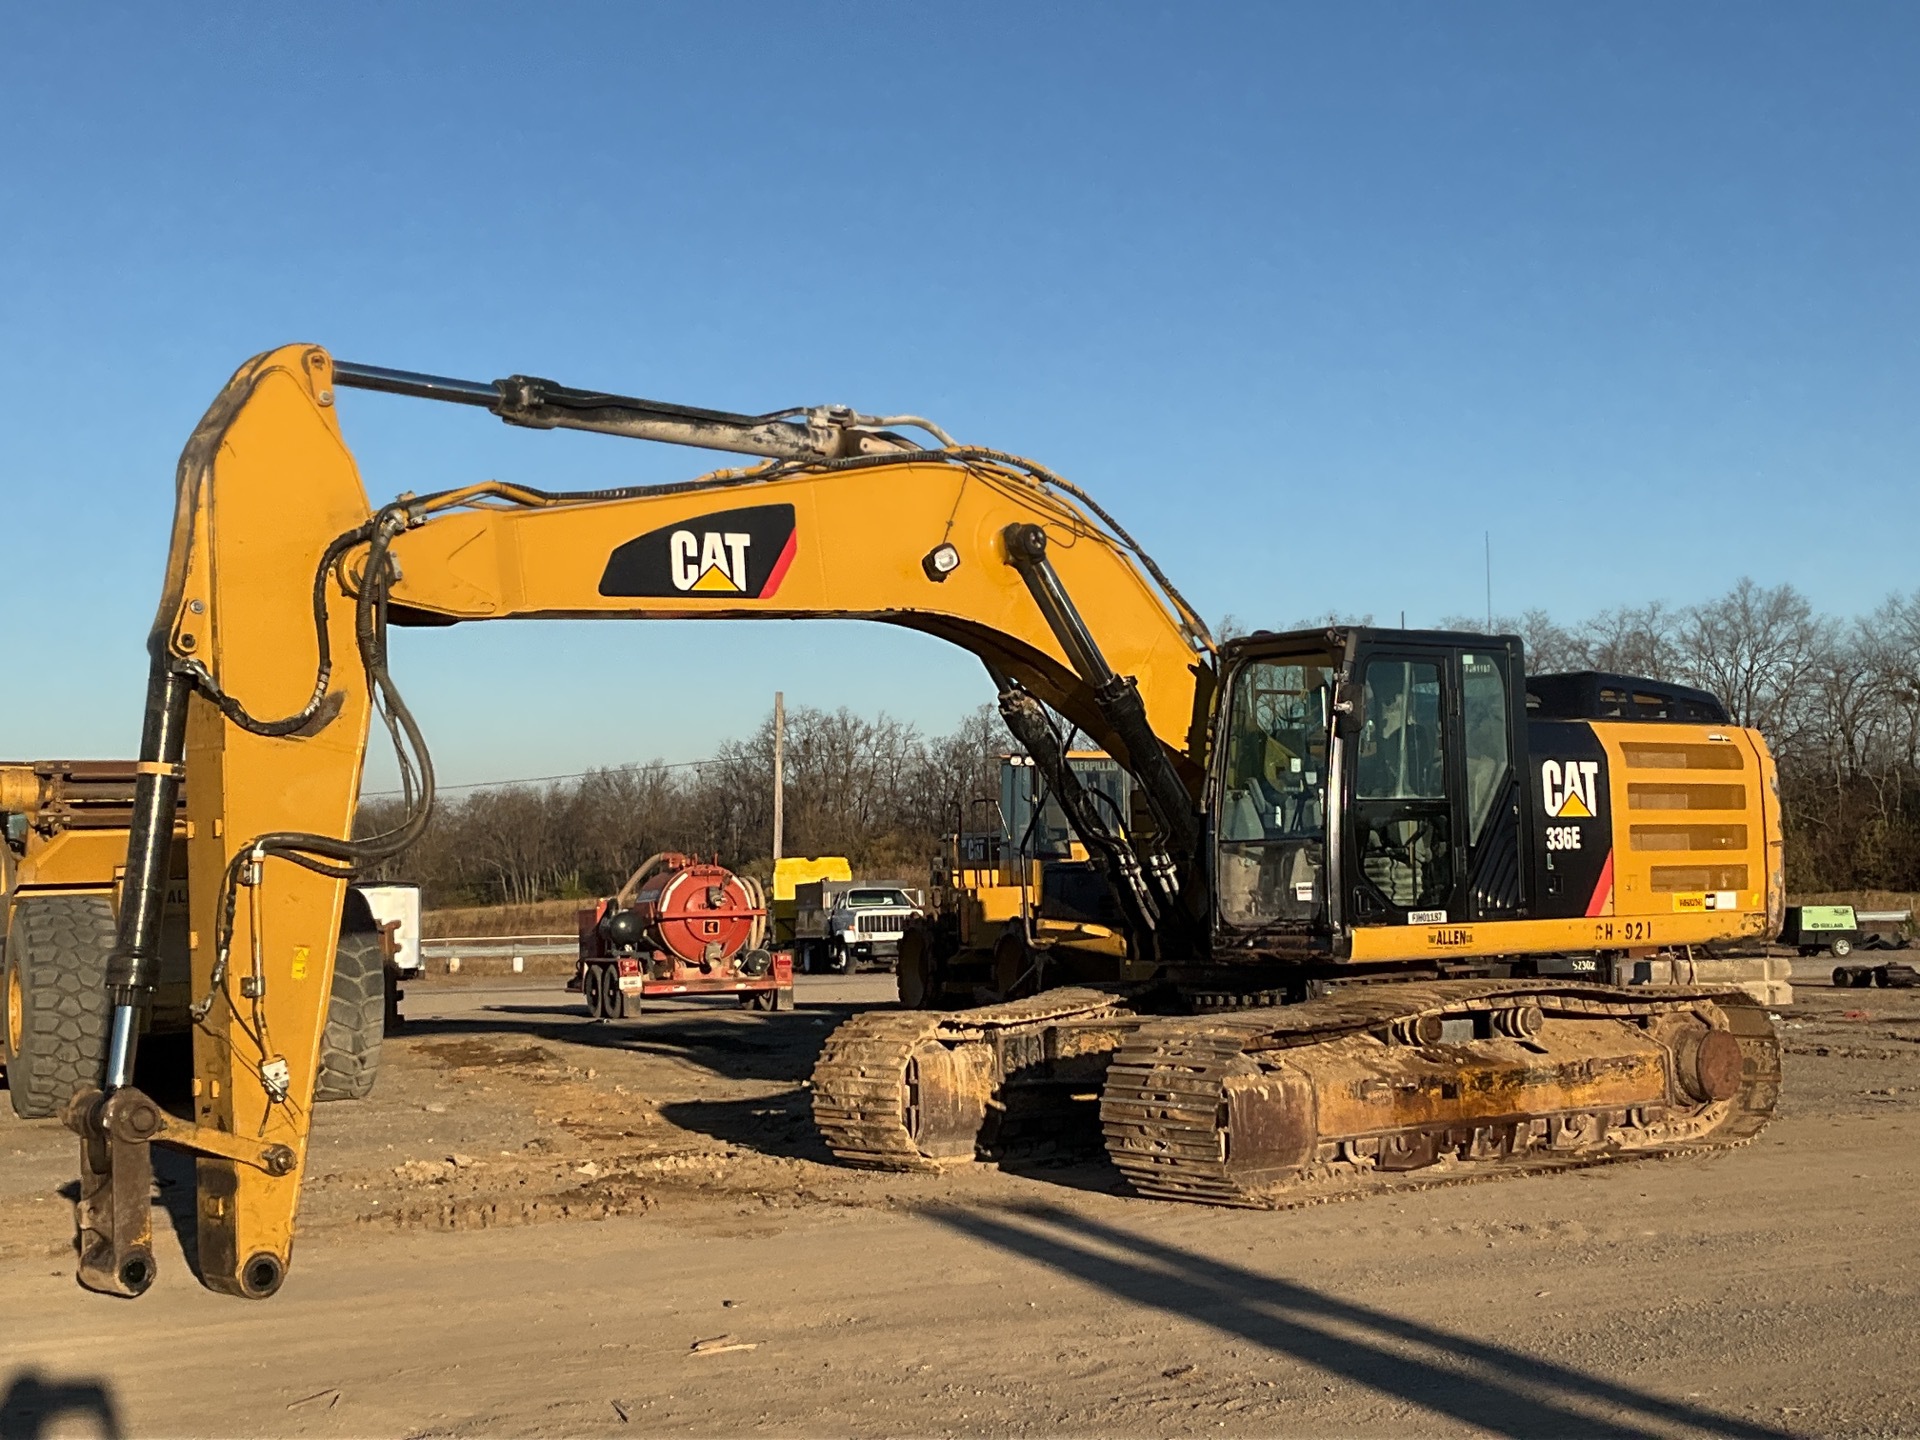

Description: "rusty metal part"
0 760 180 836
69 1087 161 1297
1099 980 1781 1208
1673 1025 1744 1103
67 1083 300 1298
811 987 1137 1171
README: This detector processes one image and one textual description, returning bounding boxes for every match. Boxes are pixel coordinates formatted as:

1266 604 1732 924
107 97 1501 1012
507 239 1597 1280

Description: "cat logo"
1541 759 1601 819
598 504 797 600
672 530 753 592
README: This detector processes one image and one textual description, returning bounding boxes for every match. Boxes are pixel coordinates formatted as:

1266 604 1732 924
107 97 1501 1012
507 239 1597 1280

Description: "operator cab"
1212 627 1529 954
1211 627 1747 962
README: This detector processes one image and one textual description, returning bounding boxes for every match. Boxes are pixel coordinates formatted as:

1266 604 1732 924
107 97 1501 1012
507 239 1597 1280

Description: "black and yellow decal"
599 503 797 599
1527 720 1613 918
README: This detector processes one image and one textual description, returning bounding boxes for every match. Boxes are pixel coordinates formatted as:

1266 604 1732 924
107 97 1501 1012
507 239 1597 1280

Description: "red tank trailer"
573 853 792 1017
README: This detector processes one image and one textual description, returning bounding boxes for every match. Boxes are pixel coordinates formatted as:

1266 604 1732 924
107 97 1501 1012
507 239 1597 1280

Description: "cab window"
1352 658 1452 912
1461 651 1510 845
1217 656 1335 927
1356 660 1444 801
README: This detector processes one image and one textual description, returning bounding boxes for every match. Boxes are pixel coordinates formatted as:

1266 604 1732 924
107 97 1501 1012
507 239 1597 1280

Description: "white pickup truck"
793 882 923 973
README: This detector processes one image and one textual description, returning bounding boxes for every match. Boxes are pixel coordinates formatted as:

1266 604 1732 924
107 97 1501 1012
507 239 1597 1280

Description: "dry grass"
422 899 586 938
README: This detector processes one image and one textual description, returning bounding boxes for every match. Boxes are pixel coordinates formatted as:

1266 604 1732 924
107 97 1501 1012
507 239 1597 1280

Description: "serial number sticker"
1407 909 1447 925
1293 882 1316 902
1708 890 1738 911
1672 893 1707 913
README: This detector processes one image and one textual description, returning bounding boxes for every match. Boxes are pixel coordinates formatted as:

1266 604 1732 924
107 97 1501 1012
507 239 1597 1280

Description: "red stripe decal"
760 529 797 597
1584 850 1614 917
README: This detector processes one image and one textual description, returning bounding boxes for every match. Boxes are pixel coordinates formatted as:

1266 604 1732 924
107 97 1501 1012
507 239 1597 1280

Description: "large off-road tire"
314 932 385 1102
897 925 937 1009
3 895 117 1120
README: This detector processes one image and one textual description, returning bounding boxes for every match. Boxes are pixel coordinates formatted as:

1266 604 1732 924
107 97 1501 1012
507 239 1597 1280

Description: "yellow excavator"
70 344 1782 1299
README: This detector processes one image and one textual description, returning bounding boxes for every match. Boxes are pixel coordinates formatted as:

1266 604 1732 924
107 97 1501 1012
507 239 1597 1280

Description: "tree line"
365 578 1920 908
1478 580 1920 894
358 704 1012 907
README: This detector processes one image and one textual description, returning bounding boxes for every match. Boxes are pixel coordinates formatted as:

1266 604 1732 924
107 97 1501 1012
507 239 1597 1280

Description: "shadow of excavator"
927 1200 1796 1440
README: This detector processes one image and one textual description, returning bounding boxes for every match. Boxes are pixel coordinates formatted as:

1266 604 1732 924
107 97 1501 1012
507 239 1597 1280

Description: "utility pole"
772 691 785 862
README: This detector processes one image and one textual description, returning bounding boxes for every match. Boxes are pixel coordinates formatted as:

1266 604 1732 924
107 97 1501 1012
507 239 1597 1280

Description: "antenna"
1484 531 1492 630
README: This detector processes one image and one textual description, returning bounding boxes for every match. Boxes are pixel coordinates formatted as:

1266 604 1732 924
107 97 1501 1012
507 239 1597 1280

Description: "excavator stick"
71 346 376 1297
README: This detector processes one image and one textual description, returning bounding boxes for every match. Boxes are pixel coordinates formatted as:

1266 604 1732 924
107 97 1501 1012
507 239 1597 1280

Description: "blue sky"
3 5 1915 785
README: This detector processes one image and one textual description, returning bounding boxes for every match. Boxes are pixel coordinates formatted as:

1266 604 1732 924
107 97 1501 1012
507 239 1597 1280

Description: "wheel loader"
2 761 393 1120
68 345 1782 1299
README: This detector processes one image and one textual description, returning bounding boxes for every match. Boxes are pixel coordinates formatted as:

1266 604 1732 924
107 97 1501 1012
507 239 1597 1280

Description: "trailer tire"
3 896 116 1120
315 932 385 1102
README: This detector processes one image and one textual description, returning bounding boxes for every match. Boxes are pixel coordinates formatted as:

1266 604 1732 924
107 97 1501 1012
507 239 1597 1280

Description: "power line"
363 753 729 799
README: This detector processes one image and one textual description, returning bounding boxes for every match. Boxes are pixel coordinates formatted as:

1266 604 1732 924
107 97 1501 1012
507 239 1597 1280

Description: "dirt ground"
5 963 1920 1438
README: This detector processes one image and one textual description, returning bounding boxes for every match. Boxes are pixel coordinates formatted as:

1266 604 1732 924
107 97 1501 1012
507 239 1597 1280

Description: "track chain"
809 988 1130 1171
1101 980 1783 1208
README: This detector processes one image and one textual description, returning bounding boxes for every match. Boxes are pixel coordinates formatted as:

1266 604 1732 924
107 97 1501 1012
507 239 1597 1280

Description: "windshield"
1000 756 1129 860
846 889 912 908
1217 655 1336 928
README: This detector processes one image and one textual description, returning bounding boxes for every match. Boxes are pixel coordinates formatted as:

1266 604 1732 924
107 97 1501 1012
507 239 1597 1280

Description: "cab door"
1341 641 1525 928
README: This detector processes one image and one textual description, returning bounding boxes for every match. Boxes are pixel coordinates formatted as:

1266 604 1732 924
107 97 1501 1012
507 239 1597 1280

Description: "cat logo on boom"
598 503 798 600
1540 758 1601 818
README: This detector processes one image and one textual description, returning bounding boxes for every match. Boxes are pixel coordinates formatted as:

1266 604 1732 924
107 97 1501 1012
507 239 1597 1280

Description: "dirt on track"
4 966 1920 1437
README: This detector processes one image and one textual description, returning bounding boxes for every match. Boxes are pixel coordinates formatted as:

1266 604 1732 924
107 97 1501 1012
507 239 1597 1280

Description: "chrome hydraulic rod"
101 663 192 1089
1001 523 1202 865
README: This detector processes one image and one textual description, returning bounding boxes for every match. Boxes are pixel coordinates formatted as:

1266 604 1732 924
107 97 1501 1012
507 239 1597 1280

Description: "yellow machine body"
69 343 1786 1298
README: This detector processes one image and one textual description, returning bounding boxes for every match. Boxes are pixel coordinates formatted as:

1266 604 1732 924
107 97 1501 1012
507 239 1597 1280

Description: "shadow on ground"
658 1092 832 1161
399 1002 869 1085
928 1201 1794 1440
0 1371 122 1440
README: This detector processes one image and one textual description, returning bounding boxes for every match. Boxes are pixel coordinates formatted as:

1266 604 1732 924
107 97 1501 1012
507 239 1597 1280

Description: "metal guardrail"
419 934 577 972
421 934 576 955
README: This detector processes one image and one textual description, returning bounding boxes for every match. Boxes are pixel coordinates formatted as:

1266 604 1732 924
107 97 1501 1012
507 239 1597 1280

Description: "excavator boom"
71 343 1213 1298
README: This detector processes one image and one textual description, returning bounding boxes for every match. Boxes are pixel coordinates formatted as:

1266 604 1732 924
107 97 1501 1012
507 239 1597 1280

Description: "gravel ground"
3 963 1918 1437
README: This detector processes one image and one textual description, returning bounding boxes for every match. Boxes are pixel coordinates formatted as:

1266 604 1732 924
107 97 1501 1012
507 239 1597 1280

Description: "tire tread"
314 932 385 1102
5 896 118 1120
